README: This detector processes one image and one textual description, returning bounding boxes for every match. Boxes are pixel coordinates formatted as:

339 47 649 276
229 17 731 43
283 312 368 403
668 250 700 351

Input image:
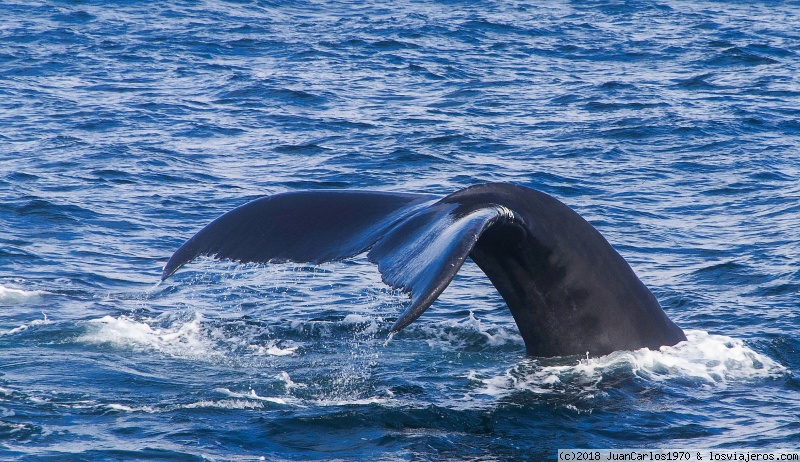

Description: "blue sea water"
1 0 800 460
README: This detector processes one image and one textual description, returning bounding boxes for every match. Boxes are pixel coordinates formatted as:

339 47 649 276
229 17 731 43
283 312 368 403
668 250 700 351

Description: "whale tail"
162 189 507 332
162 183 686 357
162 190 433 280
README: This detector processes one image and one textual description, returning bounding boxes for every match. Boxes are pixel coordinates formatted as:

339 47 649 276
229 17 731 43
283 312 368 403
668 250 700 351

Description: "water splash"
468 330 787 402
77 313 213 358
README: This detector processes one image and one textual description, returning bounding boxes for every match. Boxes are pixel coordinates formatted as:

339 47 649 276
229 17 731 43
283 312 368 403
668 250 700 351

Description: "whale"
162 183 686 357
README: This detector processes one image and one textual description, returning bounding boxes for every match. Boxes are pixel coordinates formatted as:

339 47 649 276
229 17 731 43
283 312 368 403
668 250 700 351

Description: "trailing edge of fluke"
162 183 686 357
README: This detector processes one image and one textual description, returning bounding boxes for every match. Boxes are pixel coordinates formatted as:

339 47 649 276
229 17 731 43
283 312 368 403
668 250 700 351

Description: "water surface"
1 0 799 460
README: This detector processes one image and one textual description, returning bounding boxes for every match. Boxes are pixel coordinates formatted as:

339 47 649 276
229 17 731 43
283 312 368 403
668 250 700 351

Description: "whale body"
162 183 686 357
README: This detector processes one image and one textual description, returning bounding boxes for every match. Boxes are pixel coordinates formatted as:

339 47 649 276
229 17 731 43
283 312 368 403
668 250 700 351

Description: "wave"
74 309 787 415
399 311 524 351
75 308 521 362
0 285 48 305
98 388 388 414
76 312 303 360
76 310 785 386
78 313 212 357
0 310 50 337
467 330 787 403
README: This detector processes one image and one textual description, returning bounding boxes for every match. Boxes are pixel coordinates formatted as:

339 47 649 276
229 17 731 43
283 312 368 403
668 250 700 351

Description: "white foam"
342 313 382 334
78 310 310 363
459 311 522 347
247 341 299 356
183 399 268 410
469 330 787 400
100 390 300 414
314 396 389 406
215 387 303 406
105 403 137 412
217 380 388 409
99 386 386 413
104 399 275 412
78 313 213 358
411 311 523 350
0 285 48 305
275 371 305 391
1 312 50 336
625 330 785 382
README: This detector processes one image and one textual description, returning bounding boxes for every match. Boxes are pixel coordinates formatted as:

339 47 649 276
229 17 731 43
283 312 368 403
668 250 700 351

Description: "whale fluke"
162 183 686 357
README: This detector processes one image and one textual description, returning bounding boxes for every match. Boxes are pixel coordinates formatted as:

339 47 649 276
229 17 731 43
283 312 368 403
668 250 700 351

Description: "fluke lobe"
162 183 686 357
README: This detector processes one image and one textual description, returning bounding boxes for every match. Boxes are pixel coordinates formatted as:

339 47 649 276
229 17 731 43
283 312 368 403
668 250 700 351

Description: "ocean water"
1 0 799 460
